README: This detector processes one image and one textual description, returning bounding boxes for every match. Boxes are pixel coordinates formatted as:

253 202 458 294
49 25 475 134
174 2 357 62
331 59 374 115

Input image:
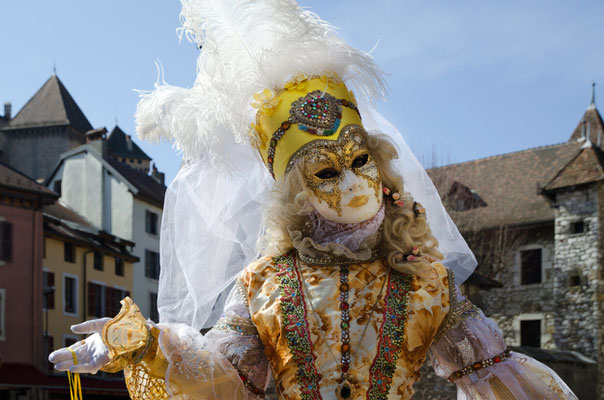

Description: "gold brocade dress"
101 251 576 400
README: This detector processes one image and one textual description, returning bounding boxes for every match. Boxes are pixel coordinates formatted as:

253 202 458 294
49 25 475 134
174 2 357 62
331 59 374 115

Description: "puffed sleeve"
101 279 271 399
429 272 577 400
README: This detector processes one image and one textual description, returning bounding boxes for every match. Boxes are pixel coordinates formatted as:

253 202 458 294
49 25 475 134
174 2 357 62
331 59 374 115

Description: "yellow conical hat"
252 75 363 179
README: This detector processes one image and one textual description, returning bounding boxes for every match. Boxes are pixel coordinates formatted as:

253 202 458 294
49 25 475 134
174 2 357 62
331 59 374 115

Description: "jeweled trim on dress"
366 269 412 400
275 253 323 400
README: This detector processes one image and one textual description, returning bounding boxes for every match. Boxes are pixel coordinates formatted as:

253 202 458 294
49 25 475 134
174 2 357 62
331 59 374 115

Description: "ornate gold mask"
298 125 382 222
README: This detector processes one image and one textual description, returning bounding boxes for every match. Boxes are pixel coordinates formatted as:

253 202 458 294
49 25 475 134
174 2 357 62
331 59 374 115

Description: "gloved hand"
48 318 111 374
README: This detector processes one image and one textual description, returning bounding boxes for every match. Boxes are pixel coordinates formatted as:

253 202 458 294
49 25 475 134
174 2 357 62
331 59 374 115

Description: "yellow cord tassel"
67 348 83 400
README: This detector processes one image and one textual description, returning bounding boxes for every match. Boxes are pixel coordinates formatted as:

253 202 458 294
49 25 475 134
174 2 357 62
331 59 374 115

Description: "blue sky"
1 1 603 183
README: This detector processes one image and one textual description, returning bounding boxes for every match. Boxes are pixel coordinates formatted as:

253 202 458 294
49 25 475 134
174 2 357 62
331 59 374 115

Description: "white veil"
137 0 477 330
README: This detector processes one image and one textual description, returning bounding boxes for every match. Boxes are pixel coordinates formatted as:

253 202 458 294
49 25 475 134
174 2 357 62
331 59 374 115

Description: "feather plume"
136 0 386 163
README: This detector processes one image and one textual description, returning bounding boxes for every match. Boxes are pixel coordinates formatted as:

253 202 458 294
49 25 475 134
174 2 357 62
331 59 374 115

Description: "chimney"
151 163 165 186
126 135 133 151
3 102 11 120
86 128 109 158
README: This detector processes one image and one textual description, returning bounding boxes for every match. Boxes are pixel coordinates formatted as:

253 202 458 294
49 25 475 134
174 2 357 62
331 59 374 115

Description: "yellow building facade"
42 207 138 352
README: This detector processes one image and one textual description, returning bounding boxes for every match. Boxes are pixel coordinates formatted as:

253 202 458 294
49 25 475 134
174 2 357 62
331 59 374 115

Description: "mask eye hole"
351 154 369 169
314 168 339 180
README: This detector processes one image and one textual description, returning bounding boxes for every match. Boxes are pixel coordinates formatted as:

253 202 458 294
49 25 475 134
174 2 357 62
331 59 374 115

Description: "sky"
1 1 603 184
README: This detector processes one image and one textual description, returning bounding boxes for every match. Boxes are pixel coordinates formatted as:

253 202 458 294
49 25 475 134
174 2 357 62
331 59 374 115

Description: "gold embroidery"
125 364 169 400
432 269 481 344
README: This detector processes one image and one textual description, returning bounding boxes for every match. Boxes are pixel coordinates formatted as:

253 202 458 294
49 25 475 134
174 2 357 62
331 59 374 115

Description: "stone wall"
2 126 73 180
471 224 558 349
552 187 600 361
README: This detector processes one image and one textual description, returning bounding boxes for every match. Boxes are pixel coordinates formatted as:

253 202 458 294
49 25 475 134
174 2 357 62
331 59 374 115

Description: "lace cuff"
430 286 577 399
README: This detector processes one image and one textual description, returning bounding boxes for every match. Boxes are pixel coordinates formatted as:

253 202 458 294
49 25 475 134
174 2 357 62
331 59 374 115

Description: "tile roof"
107 125 151 160
44 215 138 262
105 156 166 207
0 160 57 198
428 142 582 228
544 145 604 192
6 75 93 134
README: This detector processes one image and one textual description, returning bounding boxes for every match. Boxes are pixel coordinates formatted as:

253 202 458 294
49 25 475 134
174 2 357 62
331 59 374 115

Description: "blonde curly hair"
258 131 442 275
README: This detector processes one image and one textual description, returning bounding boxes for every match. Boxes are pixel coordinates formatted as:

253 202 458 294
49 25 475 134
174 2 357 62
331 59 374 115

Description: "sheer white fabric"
430 287 577 400
360 107 477 283
154 284 269 398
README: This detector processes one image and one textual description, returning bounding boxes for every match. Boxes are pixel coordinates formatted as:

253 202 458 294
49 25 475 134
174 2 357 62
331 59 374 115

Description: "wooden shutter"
0 222 12 261
46 272 55 309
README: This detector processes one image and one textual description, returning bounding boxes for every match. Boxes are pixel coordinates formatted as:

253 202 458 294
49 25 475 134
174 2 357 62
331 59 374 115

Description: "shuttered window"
145 250 160 280
0 222 12 262
88 283 129 318
64 275 77 314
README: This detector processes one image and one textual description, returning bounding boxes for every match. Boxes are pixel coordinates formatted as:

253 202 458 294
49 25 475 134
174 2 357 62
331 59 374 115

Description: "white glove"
48 318 111 374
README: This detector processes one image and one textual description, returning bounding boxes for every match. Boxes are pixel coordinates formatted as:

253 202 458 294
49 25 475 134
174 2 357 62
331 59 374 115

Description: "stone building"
420 96 604 398
0 75 94 181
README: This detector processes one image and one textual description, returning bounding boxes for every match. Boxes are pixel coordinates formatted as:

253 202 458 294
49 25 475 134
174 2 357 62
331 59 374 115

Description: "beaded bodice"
239 254 451 400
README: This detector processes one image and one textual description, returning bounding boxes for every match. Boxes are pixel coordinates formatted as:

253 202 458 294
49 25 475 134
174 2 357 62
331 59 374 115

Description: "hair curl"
258 131 443 276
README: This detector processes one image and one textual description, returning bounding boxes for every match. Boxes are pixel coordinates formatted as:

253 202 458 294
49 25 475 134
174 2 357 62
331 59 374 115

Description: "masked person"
49 1 577 399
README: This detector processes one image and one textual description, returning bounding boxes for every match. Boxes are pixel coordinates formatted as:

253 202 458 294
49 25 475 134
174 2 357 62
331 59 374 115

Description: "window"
570 221 585 234
88 283 129 318
43 271 55 309
520 320 541 348
0 288 5 341
93 251 103 271
521 249 542 285
115 256 124 276
64 242 75 263
145 211 159 235
53 180 62 197
88 282 104 318
63 275 77 315
0 221 12 262
150 292 159 323
145 250 160 280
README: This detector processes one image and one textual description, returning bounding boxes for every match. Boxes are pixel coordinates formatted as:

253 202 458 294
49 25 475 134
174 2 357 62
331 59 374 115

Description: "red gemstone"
341 364 349 373
340 302 349 310
494 357 501 363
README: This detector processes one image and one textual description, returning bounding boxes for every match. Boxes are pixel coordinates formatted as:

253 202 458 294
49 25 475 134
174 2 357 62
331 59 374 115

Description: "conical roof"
544 145 604 192
8 75 93 134
107 125 151 160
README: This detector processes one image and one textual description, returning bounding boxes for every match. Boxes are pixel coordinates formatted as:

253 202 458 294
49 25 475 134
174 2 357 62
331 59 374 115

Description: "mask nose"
342 170 363 193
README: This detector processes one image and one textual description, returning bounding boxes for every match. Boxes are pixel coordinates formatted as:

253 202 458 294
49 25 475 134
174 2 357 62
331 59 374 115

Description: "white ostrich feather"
136 0 386 163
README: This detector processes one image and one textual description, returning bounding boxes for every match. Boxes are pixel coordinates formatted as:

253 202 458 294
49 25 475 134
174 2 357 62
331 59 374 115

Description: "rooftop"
5 75 93 134
0 160 57 200
107 125 151 161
